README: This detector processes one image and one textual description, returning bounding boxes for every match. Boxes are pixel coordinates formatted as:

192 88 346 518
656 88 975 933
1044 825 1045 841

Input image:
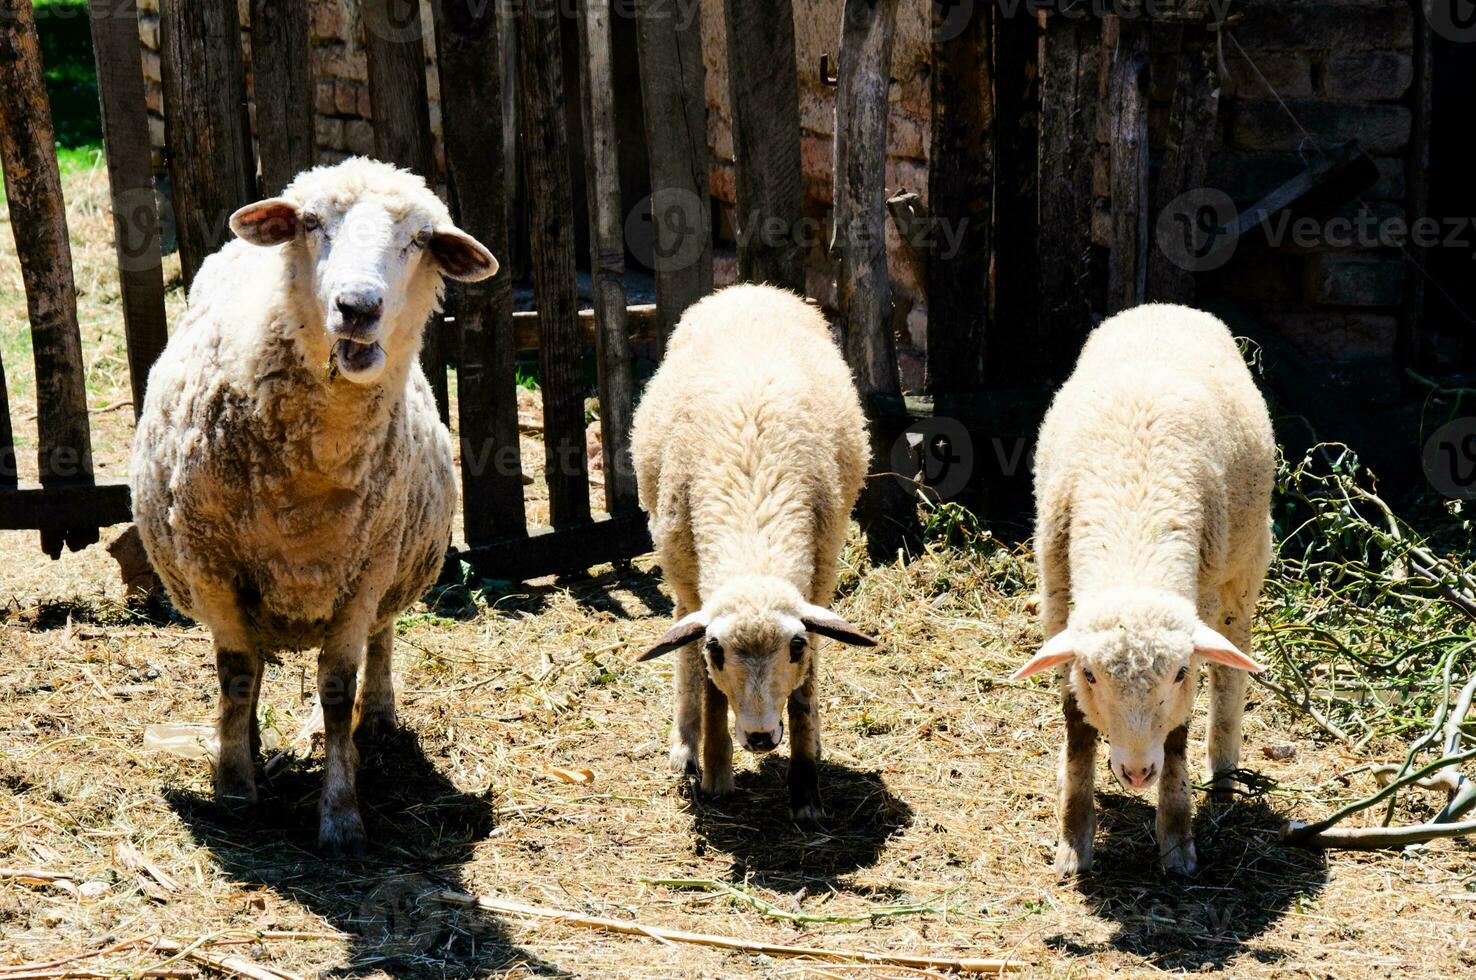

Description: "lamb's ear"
799 604 877 647
431 227 499 282
1192 623 1264 672
638 611 709 662
230 198 299 246
1011 630 1077 681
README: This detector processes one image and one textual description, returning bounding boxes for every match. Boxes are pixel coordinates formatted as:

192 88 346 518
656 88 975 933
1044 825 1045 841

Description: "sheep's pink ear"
230 198 298 246
638 611 709 662
1011 631 1077 681
799 604 877 647
431 227 499 282
1192 623 1264 672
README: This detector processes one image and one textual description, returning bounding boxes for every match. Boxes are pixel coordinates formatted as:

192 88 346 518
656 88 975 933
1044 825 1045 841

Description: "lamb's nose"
745 730 778 753
1122 764 1157 788
336 291 382 326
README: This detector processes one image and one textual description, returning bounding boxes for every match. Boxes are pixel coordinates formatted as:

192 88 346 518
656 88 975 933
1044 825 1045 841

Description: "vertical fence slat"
1104 15 1150 314
88 0 168 418
0 0 97 557
577 0 638 516
517 0 590 528
634 0 712 343
926 0 992 396
0 352 15 487
722 0 804 292
159 0 255 289
833 0 916 559
250 0 315 196
432 0 526 543
989 9 1040 383
1038 11 1101 365
1400 0 1434 366
362 0 448 424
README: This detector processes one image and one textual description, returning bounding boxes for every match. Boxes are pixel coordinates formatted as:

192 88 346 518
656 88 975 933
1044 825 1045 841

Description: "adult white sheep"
130 158 497 854
1012 303 1274 876
632 284 877 821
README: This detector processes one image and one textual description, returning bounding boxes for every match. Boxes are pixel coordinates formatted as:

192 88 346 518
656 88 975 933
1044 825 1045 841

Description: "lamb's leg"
317 635 367 856
215 645 261 807
701 674 735 796
1057 689 1097 875
355 627 398 740
667 592 704 785
788 647 822 823
1157 723 1198 875
247 655 265 759
1207 568 1262 806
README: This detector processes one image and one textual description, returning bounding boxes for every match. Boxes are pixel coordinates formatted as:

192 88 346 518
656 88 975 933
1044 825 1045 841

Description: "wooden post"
988 6 1041 383
517 0 591 528
1038 11 1102 367
0 0 97 557
88 0 168 417
250 0 315 196
432 0 526 543
634 0 713 343
1400 0 1434 367
1104 15 1150 314
0 352 14 487
361 0 448 423
577 0 638 516
926 0 992 396
722 0 805 292
158 0 256 289
833 0 916 560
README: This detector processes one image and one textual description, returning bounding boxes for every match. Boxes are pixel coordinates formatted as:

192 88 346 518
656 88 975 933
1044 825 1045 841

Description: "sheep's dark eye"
302 213 321 232
789 635 808 662
705 638 724 670
412 230 431 249
1082 667 1097 685
1175 665 1189 683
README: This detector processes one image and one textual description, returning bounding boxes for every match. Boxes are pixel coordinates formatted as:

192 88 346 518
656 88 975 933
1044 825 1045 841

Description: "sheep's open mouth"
333 338 384 376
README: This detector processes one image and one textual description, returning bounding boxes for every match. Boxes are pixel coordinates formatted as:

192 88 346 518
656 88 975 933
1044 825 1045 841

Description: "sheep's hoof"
1054 841 1093 877
318 810 368 857
353 703 399 742
790 802 825 826
1159 839 1198 877
700 768 735 797
214 772 258 810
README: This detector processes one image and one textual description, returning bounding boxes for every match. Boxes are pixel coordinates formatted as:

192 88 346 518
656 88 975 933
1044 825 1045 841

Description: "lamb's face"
229 158 498 385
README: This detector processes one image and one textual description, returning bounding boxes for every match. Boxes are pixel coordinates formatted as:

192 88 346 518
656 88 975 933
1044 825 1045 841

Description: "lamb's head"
639 577 876 753
1011 590 1263 791
228 157 497 384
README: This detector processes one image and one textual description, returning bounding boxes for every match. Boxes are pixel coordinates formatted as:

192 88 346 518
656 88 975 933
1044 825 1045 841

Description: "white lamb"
130 158 497 854
1011 303 1275 876
632 284 877 821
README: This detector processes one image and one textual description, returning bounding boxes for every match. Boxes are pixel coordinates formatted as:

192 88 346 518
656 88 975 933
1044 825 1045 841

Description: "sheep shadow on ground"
1043 789 1329 971
690 756 913 894
167 727 563 978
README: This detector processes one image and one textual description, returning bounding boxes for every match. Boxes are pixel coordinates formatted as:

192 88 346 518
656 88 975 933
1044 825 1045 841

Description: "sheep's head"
638 577 876 753
229 157 497 385
1011 590 1263 791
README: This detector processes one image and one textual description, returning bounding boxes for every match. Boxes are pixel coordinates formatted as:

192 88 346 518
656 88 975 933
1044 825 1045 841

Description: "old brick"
141 48 161 83
1225 51 1312 99
1305 252 1405 306
1230 100 1411 154
334 80 359 115
138 12 159 51
345 119 374 157
1232 4 1414 52
1322 52 1414 102
314 80 335 115
315 115 345 151
1272 311 1399 360
310 5 340 42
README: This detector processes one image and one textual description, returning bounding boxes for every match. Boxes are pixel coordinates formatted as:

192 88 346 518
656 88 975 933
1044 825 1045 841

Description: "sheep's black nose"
745 731 777 752
336 292 382 327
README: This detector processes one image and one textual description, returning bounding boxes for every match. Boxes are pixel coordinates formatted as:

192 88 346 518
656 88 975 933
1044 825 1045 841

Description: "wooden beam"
158 0 255 289
449 513 652 584
250 0 315 196
1104 15 1150 314
517 0 591 528
833 0 917 560
0 0 99 558
88 0 169 418
432 0 527 544
577 0 639 516
722 0 805 292
0 480 132 533
634 0 713 343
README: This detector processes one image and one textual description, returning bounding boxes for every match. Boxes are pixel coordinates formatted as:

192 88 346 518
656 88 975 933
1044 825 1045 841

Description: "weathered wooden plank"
722 0 804 292
158 0 255 288
1104 15 1150 314
497 0 526 282
517 0 590 528
432 0 525 544
925 0 992 396
361 0 448 423
451 513 652 584
634 0 713 343
577 0 638 516
1145 23 1220 304
0 0 98 557
0 352 14 487
89 0 169 418
250 0 315 196
988 6 1040 387
0 480 132 532
1400 4 1434 366
833 0 915 559
1037 12 1100 375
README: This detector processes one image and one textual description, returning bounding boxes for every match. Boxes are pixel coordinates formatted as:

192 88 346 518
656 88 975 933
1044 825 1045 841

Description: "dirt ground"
4 168 1476 979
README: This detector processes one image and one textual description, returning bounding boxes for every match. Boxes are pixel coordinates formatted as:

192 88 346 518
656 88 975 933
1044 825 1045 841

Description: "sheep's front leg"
215 646 261 807
701 674 735 796
1157 723 1198 875
1056 689 1097 875
317 638 367 856
788 647 822 823
355 627 398 740
1207 580 1258 806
